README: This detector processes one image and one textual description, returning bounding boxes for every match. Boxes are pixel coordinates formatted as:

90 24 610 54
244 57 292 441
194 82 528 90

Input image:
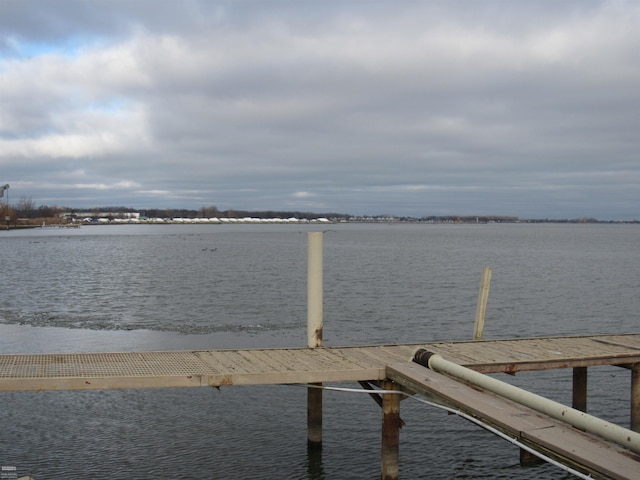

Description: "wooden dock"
2 332 640 479
1 333 639 391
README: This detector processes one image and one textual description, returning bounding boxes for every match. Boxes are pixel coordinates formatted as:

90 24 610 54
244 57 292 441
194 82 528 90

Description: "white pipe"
414 350 640 455
307 232 323 348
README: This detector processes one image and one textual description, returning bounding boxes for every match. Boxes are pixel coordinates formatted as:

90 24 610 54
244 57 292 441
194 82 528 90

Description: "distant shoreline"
4 217 639 230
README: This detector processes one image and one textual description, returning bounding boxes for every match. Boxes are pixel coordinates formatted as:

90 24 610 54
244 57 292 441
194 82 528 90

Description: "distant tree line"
4 197 638 224
13 197 65 219
66 205 352 221
417 215 519 223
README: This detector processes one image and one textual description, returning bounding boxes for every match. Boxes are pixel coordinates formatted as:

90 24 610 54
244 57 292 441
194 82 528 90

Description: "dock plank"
522 427 640 480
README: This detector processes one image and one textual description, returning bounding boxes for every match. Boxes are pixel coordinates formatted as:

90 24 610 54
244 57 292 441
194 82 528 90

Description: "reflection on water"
306 445 326 480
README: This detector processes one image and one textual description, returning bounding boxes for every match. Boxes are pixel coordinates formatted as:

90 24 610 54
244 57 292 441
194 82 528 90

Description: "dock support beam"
572 367 588 412
632 363 640 432
381 381 400 480
308 384 323 448
307 232 324 449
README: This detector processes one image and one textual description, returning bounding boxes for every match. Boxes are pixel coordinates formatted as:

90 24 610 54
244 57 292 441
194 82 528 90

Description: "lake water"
0 223 638 479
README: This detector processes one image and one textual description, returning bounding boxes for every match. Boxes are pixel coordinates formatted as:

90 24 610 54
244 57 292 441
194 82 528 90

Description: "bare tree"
15 197 36 218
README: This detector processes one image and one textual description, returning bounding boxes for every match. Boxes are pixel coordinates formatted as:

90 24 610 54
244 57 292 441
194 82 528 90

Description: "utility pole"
1 184 10 229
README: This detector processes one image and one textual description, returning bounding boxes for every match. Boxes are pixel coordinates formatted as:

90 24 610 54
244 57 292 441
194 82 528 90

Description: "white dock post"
307 232 323 349
473 267 492 341
307 232 323 448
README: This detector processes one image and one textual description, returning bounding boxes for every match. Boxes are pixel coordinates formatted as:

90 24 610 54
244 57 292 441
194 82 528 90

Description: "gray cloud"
1 0 640 219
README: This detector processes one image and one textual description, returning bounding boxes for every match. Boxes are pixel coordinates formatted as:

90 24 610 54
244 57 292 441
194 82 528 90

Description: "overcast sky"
1 1 639 219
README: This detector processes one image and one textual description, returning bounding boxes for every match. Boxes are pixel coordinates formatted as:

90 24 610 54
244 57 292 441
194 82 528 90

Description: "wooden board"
387 361 640 480
425 334 640 372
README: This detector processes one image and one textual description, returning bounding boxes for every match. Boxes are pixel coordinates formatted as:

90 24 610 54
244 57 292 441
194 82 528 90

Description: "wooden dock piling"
573 366 588 412
307 383 323 448
307 232 324 449
632 363 640 432
381 380 400 480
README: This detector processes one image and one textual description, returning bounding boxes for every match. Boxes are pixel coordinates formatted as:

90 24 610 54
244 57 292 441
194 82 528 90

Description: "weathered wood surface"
432 333 640 373
0 333 639 392
387 361 640 480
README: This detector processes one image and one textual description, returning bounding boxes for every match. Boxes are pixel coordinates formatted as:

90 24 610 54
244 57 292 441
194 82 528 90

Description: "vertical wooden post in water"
573 367 588 412
632 363 640 432
473 267 492 341
381 380 400 480
307 232 323 448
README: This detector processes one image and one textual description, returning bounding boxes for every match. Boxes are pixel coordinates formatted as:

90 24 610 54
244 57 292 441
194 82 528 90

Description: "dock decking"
3 333 640 479
1 333 639 391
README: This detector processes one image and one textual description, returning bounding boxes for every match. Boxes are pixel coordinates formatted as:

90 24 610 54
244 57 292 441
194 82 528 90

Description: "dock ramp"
388 361 640 480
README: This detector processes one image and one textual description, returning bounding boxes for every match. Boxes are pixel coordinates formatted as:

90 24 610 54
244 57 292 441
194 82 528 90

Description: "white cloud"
293 191 315 198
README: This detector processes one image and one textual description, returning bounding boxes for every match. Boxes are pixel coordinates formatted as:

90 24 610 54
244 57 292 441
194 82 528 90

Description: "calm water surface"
0 223 638 479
